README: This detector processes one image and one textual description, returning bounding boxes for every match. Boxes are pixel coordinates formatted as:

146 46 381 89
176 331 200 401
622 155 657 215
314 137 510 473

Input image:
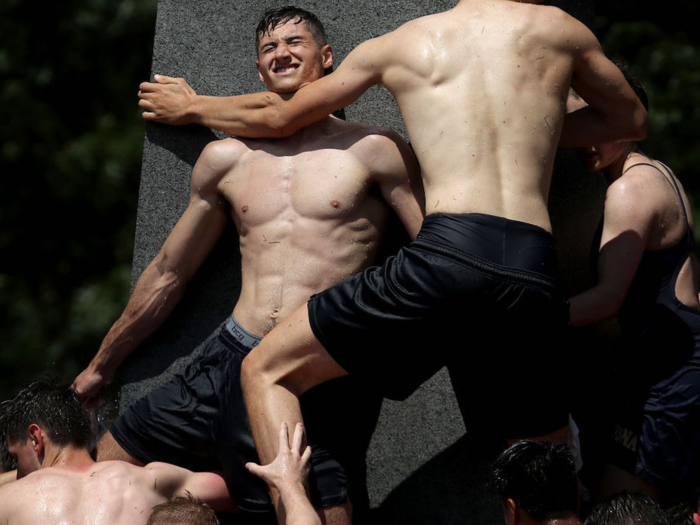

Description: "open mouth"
273 64 299 74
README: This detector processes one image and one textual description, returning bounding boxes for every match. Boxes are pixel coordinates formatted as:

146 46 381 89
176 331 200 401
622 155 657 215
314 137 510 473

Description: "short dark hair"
255 6 328 49
490 440 579 520
614 59 649 112
147 493 220 525
665 502 695 525
4 379 92 449
584 492 669 525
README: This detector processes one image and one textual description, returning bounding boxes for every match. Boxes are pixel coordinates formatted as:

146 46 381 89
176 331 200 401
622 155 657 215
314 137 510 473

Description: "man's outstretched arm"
138 36 388 138
71 143 232 407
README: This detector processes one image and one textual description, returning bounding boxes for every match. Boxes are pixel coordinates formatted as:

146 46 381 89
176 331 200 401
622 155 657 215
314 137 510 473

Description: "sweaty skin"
0 455 230 525
193 0 648 483
72 19 422 404
72 16 422 525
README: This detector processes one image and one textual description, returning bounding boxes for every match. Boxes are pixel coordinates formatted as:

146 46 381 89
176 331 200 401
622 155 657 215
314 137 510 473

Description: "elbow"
622 100 649 143
627 103 649 142
260 103 300 138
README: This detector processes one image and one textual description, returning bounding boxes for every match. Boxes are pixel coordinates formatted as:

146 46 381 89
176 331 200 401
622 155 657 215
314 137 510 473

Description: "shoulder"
191 137 253 189
339 122 414 171
604 167 664 227
198 137 251 168
332 120 408 151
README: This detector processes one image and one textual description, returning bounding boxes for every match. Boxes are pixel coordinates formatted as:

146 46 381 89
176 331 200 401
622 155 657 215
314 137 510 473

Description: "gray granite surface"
116 1 601 523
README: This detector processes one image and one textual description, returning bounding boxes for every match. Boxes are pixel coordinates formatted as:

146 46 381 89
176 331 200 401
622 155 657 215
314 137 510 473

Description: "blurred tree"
0 0 157 400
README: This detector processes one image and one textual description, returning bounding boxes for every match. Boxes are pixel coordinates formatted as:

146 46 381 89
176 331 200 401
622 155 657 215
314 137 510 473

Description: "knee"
240 344 276 393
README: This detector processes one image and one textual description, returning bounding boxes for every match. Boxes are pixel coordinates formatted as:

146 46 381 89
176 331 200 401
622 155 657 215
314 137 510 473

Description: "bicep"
375 140 425 239
156 146 232 280
560 22 647 145
594 188 654 302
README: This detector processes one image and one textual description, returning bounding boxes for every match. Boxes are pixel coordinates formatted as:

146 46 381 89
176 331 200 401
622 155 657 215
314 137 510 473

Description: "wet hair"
0 400 18 472
584 492 669 525
490 440 579 520
255 6 328 49
614 59 649 112
254 5 343 117
147 493 219 525
3 379 92 449
665 502 695 525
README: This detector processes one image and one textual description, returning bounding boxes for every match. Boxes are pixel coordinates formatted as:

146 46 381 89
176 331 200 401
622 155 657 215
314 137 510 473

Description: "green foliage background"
0 2 698 402
0 0 158 400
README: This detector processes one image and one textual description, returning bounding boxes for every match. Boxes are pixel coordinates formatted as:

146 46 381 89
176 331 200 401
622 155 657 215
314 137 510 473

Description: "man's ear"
504 498 520 525
256 60 265 84
28 424 45 460
321 44 333 70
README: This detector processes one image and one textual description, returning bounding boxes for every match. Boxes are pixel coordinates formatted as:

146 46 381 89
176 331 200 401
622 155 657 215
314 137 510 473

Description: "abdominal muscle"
233 214 384 337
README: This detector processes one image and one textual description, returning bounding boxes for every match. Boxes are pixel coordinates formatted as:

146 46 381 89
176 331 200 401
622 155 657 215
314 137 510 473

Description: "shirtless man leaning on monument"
0 380 233 525
137 0 648 476
72 6 423 524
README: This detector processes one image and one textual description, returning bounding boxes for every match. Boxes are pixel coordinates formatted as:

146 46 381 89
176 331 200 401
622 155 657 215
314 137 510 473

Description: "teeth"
276 66 296 73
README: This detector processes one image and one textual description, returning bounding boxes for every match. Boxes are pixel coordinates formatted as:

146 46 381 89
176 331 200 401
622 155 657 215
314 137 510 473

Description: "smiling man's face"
256 19 333 94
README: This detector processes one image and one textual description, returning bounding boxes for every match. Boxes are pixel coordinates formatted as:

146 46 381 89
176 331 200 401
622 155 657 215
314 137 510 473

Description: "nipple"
242 205 249 213
330 200 341 209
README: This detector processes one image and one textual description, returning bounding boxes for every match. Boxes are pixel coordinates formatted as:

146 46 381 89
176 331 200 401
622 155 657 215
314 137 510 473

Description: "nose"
274 43 291 61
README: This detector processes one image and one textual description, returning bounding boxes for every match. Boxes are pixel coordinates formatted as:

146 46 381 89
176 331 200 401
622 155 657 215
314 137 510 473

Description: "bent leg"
242 304 348 470
95 430 144 465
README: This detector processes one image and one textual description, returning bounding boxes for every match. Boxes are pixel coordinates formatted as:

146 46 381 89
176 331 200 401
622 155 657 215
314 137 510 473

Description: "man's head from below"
255 6 333 93
3 379 91 478
147 493 220 525
490 440 580 524
584 492 669 525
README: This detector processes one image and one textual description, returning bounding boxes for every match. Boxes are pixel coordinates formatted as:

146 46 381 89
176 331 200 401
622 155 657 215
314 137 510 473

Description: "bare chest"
220 149 381 232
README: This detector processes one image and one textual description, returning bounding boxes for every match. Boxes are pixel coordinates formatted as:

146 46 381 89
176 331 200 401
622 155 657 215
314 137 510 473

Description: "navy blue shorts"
111 318 382 514
605 340 700 499
308 212 571 438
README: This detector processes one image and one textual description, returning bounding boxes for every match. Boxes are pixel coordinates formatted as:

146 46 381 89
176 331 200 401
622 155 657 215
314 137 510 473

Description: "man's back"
0 461 167 525
377 1 581 230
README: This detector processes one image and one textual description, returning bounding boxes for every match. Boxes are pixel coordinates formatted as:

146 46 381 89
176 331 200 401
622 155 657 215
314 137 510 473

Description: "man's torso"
217 117 394 336
378 0 578 231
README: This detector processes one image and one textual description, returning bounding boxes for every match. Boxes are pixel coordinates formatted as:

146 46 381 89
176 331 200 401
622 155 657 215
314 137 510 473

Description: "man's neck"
42 445 95 471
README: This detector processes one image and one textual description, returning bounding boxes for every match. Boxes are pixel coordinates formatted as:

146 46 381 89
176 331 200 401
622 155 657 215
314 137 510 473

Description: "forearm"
559 105 647 148
279 489 321 525
568 286 621 327
188 93 298 138
88 268 186 377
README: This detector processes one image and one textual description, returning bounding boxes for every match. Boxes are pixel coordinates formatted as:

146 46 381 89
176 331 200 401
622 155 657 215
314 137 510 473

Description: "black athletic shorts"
308 212 571 438
110 317 382 514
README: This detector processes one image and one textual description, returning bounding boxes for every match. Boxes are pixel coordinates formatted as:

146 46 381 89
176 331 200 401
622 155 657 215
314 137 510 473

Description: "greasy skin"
74 18 422 525
230 0 647 487
0 459 230 525
72 18 421 403
224 118 421 336
569 147 700 324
